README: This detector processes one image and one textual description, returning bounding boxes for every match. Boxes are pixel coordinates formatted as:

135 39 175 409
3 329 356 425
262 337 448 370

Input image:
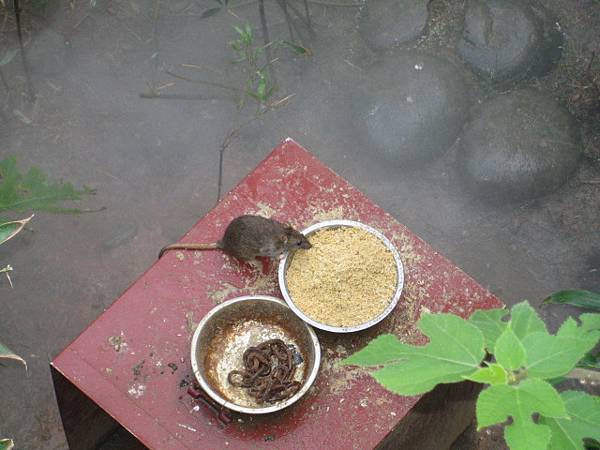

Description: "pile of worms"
227 339 301 404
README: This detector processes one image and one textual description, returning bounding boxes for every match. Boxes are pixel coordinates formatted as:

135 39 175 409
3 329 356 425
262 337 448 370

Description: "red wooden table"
51 139 502 450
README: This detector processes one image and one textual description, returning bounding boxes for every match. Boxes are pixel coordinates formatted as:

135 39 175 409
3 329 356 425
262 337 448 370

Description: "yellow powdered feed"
286 226 398 327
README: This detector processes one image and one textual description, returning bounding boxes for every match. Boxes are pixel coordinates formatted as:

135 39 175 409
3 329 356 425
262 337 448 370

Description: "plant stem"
296 0 361 7
257 0 277 86
567 368 600 384
150 0 161 93
283 0 314 41
303 0 311 29
165 70 239 91
139 92 224 100
277 0 295 41
216 113 264 202
13 0 35 101
0 67 12 111
0 68 10 93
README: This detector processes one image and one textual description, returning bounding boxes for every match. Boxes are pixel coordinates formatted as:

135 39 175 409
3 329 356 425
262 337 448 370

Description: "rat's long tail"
158 242 221 259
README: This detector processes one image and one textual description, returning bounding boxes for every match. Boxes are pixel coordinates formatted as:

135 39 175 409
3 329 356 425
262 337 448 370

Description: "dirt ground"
0 0 598 448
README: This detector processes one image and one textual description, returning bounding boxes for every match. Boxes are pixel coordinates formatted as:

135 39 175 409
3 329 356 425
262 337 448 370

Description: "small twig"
156 82 175 91
225 0 362 9
73 13 90 30
0 67 10 94
300 0 362 7
585 51 595 79
165 69 238 91
580 179 600 185
139 92 224 100
268 92 295 108
0 264 14 288
181 63 225 76
567 368 600 384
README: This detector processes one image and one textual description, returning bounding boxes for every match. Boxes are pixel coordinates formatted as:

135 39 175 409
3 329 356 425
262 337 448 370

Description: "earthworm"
227 339 301 404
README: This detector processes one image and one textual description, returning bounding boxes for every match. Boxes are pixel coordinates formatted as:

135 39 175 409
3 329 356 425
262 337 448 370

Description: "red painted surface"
52 139 503 450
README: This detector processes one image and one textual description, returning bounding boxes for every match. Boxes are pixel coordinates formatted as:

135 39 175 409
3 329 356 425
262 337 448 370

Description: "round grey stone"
351 52 470 166
358 0 429 50
457 0 563 86
458 89 581 202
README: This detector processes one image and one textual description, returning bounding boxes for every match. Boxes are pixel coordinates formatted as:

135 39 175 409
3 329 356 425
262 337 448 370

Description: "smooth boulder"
458 89 581 202
358 0 430 50
351 52 470 166
457 0 563 86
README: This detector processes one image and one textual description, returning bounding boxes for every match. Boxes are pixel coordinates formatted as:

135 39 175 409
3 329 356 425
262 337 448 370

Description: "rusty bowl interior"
190 295 321 414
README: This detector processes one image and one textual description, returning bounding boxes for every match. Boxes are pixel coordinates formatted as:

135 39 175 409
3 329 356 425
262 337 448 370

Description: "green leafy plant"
0 341 26 369
230 23 276 106
0 156 99 218
0 214 32 286
341 300 600 450
0 439 15 450
0 155 101 285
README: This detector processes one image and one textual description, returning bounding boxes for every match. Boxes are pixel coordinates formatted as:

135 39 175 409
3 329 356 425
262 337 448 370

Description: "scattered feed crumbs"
286 227 397 327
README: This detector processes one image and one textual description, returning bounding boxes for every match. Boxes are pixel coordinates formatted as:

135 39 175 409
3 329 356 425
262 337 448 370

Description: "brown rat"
158 215 311 260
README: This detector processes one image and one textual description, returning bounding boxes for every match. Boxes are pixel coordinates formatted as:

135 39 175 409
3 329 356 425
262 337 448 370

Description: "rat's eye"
297 241 302 246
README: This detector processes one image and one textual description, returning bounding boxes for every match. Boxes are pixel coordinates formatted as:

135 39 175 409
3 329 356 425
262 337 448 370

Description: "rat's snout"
300 239 312 249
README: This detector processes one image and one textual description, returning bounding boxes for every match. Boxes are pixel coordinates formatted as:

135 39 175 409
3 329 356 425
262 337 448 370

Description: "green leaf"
577 352 600 370
365 314 485 395
200 7 221 18
558 315 600 338
0 214 33 246
245 90 261 101
541 391 600 450
256 73 266 99
543 290 600 311
510 301 547 339
495 326 527 370
477 379 567 450
340 334 411 366
0 156 97 215
280 40 312 55
579 314 600 333
0 439 14 450
505 420 552 450
463 363 508 385
523 328 599 379
0 341 26 370
233 25 244 37
0 49 18 66
468 308 508 351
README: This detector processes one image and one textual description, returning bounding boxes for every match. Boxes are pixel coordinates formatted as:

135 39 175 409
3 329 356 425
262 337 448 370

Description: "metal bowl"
190 295 321 414
278 220 404 333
